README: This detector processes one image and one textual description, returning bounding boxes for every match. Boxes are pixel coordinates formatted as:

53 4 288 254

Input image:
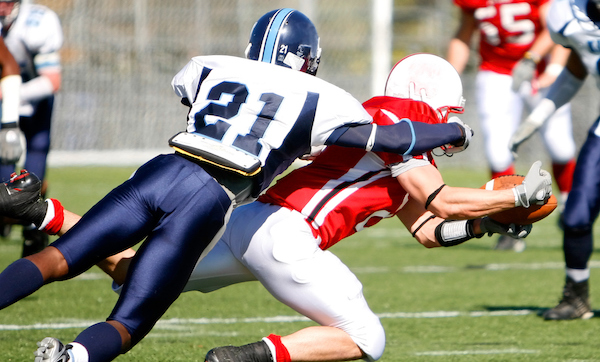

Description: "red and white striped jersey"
454 0 549 75
258 97 437 250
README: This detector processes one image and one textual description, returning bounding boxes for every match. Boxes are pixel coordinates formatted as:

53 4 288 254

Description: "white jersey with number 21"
171 55 372 195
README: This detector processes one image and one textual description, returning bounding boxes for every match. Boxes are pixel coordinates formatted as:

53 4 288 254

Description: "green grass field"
1 165 599 361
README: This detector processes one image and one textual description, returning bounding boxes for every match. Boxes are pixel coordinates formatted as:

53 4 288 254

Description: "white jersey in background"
548 0 600 87
3 3 62 116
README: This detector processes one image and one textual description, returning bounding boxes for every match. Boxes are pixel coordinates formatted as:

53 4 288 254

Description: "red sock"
491 165 515 179
265 334 291 362
42 198 64 235
552 159 576 193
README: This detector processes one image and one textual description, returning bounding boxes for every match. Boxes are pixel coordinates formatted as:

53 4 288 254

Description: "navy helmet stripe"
260 8 294 63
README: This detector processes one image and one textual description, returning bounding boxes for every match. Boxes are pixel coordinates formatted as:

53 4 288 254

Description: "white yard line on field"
0 309 537 331
415 348 539 356
353 260 600 274
73 260 600 281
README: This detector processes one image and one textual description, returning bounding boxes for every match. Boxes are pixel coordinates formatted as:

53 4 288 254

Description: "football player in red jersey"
0 54 553 362
447 0 576 251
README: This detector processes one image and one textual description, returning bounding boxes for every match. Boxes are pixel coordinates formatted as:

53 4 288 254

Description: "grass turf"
0 165 598 361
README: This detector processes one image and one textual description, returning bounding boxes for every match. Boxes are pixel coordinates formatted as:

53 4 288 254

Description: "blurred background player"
447 0 577 252
0 35 22 174
0 0 62 257
510 0 600 320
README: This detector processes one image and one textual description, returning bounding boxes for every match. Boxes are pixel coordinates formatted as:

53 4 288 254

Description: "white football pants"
184 202 386 361
475 70 575 172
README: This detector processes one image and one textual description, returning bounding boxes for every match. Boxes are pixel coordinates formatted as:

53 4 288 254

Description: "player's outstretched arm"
326 119 471 156
397 198 531 249
396 162 552 220
510 51 587 155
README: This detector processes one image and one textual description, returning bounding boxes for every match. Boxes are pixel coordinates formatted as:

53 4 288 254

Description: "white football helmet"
384 53 465 124
0 0 20 30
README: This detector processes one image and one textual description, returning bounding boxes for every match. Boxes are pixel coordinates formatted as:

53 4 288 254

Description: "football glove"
0 169 47 226
509 98 556 157
479 216 532 238
511 58 537 92
512 160 552 208
0 123 24 165
508 116 542 157
445 117 473 154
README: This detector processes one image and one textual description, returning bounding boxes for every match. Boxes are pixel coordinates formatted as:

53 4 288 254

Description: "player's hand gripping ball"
481 175 557 224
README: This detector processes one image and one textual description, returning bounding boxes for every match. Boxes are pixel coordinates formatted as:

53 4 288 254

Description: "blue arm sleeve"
326 119 464 156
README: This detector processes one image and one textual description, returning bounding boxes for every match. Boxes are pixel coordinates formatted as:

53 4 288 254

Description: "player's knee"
27 132 51 153
563 224 592 238
348 314 386 361
27 245 69 280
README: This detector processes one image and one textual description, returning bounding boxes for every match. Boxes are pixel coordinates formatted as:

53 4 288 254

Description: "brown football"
481 175 557 225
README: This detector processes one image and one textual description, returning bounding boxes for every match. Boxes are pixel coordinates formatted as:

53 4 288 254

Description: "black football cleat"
543 278 593 320
205 340 273 362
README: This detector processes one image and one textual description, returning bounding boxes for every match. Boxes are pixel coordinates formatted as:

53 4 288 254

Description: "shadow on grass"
483 305 600 319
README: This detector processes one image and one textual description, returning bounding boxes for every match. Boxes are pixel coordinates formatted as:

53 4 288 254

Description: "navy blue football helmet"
245 8 321 76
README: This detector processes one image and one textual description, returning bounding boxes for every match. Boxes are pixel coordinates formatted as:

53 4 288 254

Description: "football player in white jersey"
0 9 478 362
1 54 553 362
0 34 21 170
510 0 600 320
0 0 62 257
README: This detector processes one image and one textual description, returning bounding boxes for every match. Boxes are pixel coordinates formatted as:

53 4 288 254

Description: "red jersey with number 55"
454 0 549 74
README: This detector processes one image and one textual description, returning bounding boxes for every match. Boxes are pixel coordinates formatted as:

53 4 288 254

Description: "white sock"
566 268 590 283
68 342 90 362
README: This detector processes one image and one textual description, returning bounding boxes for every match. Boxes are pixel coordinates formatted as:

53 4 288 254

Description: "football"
481 175 557 225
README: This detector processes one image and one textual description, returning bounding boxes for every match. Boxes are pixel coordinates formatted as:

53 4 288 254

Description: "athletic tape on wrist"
544 63 564 77
435 219 476 247
1 75 22 124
